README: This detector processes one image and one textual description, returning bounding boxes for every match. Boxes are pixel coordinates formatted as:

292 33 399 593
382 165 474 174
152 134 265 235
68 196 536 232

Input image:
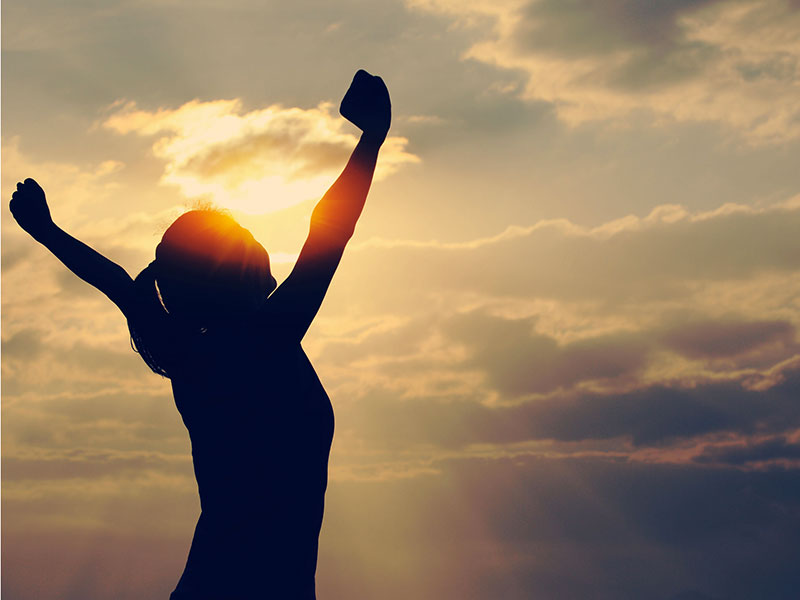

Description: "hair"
128 209 274 377
129 262 172 377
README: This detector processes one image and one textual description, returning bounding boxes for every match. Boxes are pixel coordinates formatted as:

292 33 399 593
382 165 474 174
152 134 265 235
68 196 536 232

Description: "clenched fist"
340 70 391 143
9 178 54 241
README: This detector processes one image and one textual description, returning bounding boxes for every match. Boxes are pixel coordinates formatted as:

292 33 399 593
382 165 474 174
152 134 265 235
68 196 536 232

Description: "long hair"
128 209 274 378
128 261 174 377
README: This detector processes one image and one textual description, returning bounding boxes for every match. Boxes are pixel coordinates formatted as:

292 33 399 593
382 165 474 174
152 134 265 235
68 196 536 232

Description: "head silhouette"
129 209 275 376
152 209 275 327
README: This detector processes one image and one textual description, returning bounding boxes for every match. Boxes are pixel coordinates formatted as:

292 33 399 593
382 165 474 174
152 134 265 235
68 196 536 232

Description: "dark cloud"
736 54 798 83
515 0 716 56
317 310 799 401
315 308 800 451
407 0 800 142
694 435 800 466
660 317 796 360
543 377 800 446
443 310 649 395
2 328 45 359
510 0 723 91
344 365 800 449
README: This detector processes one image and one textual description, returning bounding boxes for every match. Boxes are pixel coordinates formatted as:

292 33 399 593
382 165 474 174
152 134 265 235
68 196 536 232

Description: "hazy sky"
3 1 800 599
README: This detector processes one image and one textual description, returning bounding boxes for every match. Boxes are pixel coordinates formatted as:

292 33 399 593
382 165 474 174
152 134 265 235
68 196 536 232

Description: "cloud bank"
408 0 800 143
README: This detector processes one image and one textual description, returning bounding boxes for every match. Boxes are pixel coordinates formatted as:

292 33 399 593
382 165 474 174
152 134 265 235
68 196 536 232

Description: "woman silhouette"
10 70 391 599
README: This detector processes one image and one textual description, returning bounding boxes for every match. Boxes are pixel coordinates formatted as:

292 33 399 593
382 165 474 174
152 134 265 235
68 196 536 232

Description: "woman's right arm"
10 178 136 316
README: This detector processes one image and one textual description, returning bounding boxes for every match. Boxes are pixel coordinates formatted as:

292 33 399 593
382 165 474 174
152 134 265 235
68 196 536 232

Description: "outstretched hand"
340 70 391 143
10 178 54 241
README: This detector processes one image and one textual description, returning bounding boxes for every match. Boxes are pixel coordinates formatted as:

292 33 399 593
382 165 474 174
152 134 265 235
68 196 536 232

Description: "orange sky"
3 1 800 599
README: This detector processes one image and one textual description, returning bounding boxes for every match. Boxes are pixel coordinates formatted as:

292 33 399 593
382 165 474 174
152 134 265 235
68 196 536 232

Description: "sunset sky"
3 1 800 599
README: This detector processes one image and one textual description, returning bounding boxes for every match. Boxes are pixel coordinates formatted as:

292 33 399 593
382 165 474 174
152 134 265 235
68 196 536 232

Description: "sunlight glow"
166 171 334 214
102 99 419 214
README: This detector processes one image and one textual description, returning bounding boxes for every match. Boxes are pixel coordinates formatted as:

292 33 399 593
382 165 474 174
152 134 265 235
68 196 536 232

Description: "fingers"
347 70 389 102
11 179 35 211
352 69 385 88
12 178 42 199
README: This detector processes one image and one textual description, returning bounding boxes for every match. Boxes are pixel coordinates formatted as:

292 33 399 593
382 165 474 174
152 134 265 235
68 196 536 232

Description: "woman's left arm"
266 70 390 340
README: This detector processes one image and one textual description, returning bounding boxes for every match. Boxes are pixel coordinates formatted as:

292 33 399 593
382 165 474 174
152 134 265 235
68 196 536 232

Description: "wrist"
31 220 58 243
360 130 387 148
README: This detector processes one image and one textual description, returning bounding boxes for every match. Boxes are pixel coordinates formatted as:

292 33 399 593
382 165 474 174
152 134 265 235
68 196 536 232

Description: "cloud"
2 324 150 386
2 137 126 227
443 310 649 395
2 448 190 482
694 434 800 466
341 364 800 451
440 310 798 395
302 197 800 462
101 99 419 214
408 0 800 143
659 317 796 360
2 328 45 359
321 198 800 327
315 299 800 454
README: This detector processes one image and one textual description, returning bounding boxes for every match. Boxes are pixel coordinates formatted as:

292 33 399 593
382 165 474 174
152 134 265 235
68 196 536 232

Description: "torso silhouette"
163 315 334 600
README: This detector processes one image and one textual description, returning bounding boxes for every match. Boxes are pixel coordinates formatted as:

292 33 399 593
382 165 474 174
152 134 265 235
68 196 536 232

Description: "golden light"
102 99 418 215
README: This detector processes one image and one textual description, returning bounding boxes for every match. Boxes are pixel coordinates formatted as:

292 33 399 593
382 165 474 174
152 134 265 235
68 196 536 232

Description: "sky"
2 0 800 598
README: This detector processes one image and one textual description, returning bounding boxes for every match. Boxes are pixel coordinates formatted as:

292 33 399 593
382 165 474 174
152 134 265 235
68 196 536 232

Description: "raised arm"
267 70 391 339
9 178 136 315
